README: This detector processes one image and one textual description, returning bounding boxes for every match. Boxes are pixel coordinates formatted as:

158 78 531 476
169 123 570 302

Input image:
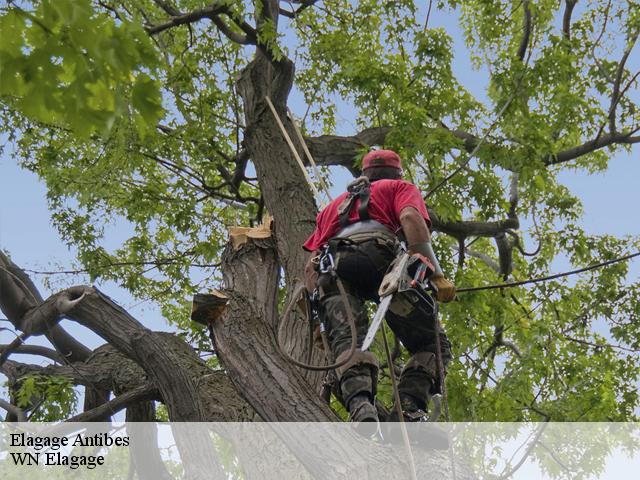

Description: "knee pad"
335 350 379 406
402 351 438 379
398 352 440 408
335 349 379 378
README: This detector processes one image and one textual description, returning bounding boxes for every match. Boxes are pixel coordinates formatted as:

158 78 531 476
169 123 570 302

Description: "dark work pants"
318 240 452 411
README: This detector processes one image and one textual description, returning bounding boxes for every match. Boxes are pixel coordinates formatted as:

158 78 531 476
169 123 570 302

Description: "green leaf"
132 73 163 126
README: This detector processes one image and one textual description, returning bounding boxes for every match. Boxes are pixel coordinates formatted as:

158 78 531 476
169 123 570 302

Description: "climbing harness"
276 246 359 372
277 174 393 372
337 176 371 227
277 243 451 424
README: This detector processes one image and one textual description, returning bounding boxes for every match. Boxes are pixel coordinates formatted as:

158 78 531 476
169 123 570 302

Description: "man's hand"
430 274 456 303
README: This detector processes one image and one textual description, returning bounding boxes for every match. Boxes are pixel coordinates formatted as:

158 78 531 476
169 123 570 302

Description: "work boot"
348 394 380 437
384 394 449 450
388 394 428 422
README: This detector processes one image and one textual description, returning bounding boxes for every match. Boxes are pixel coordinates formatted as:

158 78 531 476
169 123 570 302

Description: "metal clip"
318 248 336 274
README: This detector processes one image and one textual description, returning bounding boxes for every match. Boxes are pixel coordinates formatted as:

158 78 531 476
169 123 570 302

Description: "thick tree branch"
18 288 87 336
211 16 253 45
517 1 532 62
46 287 202 420
62 290 253 419
1 359 104 388
36 288 248 477
305 126 391 175
546 130 640 166
432 207 520 278
429 209 519 241
0 343 66 363
495 233 514 279
146 2 227 34
0 397 27 422
65 385 158 422
3 255 254 423
562 0 578 41
0 251 91 362
508 172 519 219
302 119 512 177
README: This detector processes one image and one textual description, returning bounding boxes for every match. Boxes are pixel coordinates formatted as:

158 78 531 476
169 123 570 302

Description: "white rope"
265 96 322 201
287 107 333 202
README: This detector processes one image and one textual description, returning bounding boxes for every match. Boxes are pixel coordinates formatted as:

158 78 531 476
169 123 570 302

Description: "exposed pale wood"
228 214 273 250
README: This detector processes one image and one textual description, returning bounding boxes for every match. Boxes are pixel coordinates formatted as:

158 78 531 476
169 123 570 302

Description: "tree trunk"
236 51 327 390
211 238 337 421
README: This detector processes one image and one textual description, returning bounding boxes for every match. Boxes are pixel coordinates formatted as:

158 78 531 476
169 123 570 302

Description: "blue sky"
1 3 639 415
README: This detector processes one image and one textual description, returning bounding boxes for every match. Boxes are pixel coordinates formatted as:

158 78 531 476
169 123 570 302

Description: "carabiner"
318 247 336 274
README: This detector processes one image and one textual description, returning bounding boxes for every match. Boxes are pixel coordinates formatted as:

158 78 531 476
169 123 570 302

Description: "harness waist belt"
333 220 395 239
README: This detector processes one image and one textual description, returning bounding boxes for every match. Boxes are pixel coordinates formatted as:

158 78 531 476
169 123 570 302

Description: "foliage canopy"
1 0 639 424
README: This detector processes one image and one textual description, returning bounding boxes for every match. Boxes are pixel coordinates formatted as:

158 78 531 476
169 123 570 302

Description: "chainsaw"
361 251 438 352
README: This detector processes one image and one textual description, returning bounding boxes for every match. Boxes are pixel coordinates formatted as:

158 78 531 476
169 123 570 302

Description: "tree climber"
303 149 456 425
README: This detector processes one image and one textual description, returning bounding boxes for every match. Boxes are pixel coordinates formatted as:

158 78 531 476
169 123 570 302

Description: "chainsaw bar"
362 294 392 351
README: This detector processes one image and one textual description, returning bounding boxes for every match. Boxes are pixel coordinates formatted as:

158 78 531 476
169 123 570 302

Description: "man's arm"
399 206 433 245
399 207 456 302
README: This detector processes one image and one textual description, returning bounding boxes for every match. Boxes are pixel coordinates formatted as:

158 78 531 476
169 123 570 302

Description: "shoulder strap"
357 187 370 221
337 177 371 227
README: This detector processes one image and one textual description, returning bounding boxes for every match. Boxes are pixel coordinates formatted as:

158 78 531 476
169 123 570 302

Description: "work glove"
430 274 456 303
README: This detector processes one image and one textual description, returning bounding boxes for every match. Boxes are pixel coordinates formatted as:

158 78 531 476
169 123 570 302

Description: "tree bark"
211 238 337 421
0 251 91 361
236 49 326 389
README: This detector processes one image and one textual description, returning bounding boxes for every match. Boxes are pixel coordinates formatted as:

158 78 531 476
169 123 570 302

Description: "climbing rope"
266 96 333 206
381 320 418 480
457 251 640 293
287 107 333 202
276 280 359 372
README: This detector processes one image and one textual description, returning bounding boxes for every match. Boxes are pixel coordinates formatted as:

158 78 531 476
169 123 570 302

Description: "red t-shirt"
303 179 431 252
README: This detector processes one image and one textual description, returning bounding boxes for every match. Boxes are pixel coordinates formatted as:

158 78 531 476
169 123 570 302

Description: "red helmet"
362 149 402 170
